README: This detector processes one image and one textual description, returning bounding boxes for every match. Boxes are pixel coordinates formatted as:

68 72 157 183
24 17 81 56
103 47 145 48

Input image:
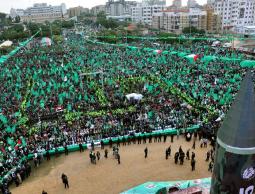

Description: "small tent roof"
0 40 13 48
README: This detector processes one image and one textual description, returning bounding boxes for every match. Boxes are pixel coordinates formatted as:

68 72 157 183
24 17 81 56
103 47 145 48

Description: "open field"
11 136 211 194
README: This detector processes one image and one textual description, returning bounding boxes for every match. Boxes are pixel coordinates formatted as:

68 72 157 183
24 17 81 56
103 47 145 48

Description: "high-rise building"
131 3 165 25
105 0 137 17
152 8 221 34
10 8 24 18
11 3 68 23
187 0 199 8
172 0 182 8
205 7 222 33
67 6 89 17
212 0 255 33
207 0 215 5
142 0 166 6
90 5 106 16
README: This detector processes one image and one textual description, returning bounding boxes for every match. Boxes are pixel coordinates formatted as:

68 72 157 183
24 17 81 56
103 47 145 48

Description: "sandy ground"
11 136 212 194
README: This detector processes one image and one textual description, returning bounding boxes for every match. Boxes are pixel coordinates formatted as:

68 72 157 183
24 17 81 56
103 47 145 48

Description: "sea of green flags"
0 35 248 136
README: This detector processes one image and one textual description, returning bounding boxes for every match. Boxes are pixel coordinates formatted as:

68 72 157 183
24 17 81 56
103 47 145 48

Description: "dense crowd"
0 34 249 192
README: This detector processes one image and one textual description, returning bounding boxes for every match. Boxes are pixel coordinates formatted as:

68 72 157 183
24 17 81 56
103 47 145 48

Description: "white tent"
125 93 143 101
0 40 13 48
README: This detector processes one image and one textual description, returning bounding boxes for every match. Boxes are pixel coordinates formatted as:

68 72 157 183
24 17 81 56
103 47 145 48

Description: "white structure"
235 26 255 35
126 93 143 101
105 0 137 19
0 41 13 48
187 0 199 8
131 2 165 25
212 0 255 33
106 15 132 21
172 0 182 8
11 3 67 23
10 8 24 18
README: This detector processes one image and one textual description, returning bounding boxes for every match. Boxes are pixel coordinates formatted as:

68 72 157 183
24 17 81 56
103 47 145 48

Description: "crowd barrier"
30 125 199 158
0 125 199 183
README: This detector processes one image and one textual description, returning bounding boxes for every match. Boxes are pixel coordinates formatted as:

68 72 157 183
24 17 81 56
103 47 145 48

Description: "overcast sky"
0 0 207 14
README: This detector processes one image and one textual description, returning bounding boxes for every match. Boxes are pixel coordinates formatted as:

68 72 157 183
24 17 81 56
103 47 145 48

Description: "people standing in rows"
144 147 148 158
79 143 84 152
64 143 68 155
206 151 210 161
163 134 167 143
179 146 183 154
96 151 101 161
191 159 196 171
170 134 174 143
174 152 179 164
191 152 196 160
208 161 214 172
165 148 169 160
109 138 113 148
45 149 50 160
104 149 108 158
192 139 196 149
117 138 120 147
100 140 104 149
61 173 69 189
117 153 121 164
143 136 146 144
179 151 185 165
165 145 171 160
149 135 152 143
122 137 126 146
91 141 95 151
186 149 190 160
138 135 142 144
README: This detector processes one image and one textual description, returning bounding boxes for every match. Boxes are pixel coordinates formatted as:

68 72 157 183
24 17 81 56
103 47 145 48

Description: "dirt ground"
11 136 212 194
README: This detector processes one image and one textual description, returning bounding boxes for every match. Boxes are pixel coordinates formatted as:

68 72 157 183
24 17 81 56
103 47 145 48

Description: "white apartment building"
212 0 255 33
10 8 25 18
105 0 137 16
131 3 165 25
11 3 68 23
90 5 106 16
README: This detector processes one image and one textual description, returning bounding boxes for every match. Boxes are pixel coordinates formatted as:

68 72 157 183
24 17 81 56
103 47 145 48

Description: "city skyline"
0 0 207 14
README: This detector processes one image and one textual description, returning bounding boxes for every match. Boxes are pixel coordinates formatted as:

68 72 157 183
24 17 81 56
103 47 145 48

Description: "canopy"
126 93 143 101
